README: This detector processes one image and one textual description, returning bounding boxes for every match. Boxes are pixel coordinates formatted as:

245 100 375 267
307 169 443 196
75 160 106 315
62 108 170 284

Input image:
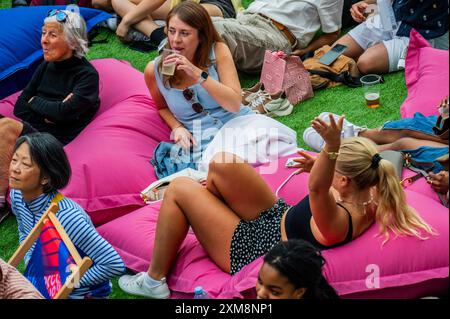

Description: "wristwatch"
323 149 339 160
198 71 209 84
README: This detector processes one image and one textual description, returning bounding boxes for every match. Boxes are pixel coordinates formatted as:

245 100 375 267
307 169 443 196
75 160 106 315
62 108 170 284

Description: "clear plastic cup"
360 74 382 108
161 49 180 76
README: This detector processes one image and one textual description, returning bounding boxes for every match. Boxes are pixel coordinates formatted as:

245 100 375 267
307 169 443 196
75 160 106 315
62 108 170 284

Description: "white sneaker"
318 112 366 138
249 91 293 117
242 82 264 105
118 272 171 299
303 127 325 151
106 14 118 31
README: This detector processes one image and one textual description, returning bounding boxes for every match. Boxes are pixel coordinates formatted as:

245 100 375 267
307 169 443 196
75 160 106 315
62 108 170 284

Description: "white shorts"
348 15 409 72
348 15 449 72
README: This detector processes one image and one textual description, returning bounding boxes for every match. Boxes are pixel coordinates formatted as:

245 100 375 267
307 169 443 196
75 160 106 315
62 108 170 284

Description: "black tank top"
284 195 353 250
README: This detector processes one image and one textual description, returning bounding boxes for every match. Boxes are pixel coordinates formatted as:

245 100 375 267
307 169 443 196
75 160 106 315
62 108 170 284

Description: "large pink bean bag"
97 155 449 299
0 59 170 226
400 30 449 118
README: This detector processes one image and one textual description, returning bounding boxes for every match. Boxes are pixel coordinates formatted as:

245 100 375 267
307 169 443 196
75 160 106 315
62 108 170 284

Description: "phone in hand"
319 44 348 66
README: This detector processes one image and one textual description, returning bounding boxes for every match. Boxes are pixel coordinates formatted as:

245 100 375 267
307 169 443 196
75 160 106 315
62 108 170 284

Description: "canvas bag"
260 50 314 105
303 45 360 90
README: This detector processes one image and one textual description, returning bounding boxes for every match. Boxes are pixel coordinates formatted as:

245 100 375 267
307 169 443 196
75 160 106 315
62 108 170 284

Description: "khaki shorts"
212 13 293 74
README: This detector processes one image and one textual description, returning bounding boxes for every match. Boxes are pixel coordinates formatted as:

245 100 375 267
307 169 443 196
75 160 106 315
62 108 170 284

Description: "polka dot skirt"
229 198 290 275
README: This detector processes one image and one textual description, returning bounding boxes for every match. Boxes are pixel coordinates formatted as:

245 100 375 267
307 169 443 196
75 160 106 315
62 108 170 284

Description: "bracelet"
172 123 184 130
322 149 339 160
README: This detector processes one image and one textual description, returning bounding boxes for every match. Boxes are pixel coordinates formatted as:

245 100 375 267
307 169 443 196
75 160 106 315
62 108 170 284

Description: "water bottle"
194 286 210 299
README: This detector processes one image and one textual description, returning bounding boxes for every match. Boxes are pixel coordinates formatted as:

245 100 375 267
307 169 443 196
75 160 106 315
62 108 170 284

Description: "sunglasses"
183 88 204 113
47 9 68 23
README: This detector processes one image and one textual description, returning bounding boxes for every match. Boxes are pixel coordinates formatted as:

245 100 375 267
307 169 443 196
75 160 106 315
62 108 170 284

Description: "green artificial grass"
0 0 407 299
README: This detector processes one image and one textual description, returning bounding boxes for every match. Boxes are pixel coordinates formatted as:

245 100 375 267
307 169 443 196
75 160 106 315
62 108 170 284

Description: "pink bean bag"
97 155 449 299
400 30 449 118
0 59 170 226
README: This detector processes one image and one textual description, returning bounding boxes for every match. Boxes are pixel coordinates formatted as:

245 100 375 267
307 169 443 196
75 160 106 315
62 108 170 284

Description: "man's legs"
360 128 449 146
112 0 170 40
333 34 365 61
212 14 292 74
334 15 408 74
0 118 23 223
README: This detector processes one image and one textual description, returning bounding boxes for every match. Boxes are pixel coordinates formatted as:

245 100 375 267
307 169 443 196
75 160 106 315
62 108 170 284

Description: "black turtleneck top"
14 56 100 145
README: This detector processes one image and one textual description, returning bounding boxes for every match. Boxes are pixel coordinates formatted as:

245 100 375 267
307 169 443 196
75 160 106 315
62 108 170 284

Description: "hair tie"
371 153 382 169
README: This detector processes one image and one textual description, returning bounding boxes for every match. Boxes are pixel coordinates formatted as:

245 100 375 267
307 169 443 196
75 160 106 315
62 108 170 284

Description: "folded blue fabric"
151 141 197 179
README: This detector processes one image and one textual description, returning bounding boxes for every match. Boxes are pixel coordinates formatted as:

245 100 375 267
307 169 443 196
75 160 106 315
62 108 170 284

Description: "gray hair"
44 10 89 58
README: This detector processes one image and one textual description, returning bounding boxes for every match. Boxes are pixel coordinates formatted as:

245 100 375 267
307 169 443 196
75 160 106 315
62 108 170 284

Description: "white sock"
143 273 163 287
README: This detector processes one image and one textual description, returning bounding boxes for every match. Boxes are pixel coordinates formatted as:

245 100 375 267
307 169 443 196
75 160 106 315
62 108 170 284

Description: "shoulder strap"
308 69 363 88
51 193 65 205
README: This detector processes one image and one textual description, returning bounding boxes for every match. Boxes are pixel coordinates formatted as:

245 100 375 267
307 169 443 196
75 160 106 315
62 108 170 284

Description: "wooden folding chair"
8 195 92 299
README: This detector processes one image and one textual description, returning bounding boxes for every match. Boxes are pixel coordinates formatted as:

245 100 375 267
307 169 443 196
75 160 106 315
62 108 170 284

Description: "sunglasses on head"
183 88 204 113
47 9 68 23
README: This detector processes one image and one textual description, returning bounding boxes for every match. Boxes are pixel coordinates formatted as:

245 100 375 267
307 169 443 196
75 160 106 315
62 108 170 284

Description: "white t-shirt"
244 0 344 48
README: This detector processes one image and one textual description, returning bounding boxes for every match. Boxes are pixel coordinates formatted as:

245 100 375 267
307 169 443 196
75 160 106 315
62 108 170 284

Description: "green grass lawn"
0 0 407 299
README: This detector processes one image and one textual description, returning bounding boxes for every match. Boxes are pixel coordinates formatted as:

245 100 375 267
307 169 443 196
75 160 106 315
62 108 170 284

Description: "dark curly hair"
264 240 339 299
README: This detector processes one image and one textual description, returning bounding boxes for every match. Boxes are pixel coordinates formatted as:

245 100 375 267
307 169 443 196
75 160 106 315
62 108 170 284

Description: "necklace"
337 193 374 216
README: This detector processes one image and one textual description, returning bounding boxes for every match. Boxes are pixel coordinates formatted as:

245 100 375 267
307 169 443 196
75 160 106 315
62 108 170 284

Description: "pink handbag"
260 50 314 105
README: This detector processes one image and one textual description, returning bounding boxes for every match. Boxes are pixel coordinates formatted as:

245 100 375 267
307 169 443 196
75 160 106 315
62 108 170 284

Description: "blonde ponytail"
375 159 436 244
337 137 436 244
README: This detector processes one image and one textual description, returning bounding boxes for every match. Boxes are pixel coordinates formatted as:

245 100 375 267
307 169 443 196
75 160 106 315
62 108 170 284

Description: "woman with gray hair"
0 9 100 225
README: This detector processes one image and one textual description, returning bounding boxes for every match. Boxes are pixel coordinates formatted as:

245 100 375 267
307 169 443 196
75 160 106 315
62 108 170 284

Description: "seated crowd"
0 0 449 299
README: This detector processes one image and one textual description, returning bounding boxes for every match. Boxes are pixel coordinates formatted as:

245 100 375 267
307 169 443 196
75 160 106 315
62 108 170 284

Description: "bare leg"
206 152 277 221
356 42 389 74
333 34 365 61
112 0 170 37
360 128 449 145
148 152 278 277
0 118 23 197
376 137 448 152
148 177 240 277
201 4 224 17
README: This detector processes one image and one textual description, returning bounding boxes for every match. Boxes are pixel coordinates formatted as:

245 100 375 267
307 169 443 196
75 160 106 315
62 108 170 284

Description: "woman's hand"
116 21 130 41
165 54 203 83
437 96 449 118
171 126 197 150
428 171 449 195
350 1 369 23
291 150 317 174
311 114 344 150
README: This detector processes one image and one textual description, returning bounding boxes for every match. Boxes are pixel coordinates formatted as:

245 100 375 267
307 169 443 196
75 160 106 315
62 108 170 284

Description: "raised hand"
311 114 344 149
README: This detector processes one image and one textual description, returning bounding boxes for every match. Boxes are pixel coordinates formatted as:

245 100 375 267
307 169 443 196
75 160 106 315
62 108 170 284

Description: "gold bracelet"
322 149 339 160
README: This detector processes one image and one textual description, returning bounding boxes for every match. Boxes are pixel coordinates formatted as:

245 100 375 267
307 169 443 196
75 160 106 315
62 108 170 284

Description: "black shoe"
0 205 11 225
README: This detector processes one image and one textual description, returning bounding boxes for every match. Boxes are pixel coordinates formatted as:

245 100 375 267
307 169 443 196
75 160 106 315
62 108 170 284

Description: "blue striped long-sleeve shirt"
11 189 125 298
